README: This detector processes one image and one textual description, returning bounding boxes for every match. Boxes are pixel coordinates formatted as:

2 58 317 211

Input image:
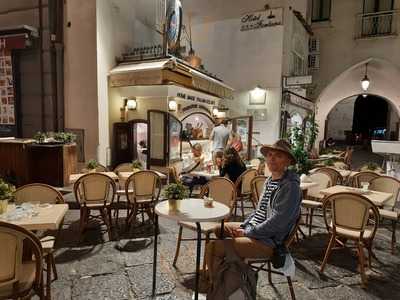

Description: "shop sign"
181 104 211 115
240 8 283 32
0 35 27 50
289 93 314 111
176 92 216 106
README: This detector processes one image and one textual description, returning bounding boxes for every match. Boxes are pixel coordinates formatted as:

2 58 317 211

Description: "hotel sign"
288 93 315 111
240 8 283 31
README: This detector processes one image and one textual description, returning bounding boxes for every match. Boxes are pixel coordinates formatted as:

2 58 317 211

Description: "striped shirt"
249 179 280 227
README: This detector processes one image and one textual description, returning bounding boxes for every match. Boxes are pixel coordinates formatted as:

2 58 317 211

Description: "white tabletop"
300 182 318 190
155 198 230 223
69 172 118 184
1 204 68 231
189 170 220 179
320 185 393 206
118 170 167 181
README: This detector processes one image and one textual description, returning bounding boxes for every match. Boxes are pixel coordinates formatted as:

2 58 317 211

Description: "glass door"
168 114 182 163
129 120 148 169
230 116 253 160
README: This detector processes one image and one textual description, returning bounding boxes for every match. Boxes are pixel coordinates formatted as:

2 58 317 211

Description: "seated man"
205 139 302 283
181 143 207 196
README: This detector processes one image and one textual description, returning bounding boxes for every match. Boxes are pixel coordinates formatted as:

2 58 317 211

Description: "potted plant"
54 132 77 144
360 162 383 173
86 159 99 173
163 183 188 211
132 160 143 173
0 178 15 214
33 131 48 144
289 126 313 180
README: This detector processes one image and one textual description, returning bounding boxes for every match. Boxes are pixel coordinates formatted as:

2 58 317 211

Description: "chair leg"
100 208 113 240
173 225 183 268
267 261 273 285
234 200 238 221
287 276 296 300
79 207 88 239
391 220 397 254
50 253 58 281
358 242 367 287
126 206 138 232
46 254 52 300
320 233 336 273
202 233 210 272
308 208 314 237
240 197 245 221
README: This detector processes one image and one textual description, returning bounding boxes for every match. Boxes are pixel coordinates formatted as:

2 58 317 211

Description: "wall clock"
166 0 182 51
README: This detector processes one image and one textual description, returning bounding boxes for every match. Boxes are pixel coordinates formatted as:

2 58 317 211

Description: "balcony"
356 10 399 39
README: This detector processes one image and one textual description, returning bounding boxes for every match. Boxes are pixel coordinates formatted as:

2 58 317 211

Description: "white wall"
64 0 98 161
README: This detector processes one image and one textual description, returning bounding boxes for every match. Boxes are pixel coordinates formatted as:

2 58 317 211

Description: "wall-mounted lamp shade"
362 93 368 98
361 75 370 91
249 85 267 105
168 100 177 111
212 107 219 116
126 99 137 110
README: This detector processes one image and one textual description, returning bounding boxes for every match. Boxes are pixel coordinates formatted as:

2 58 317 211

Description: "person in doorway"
210 118 231 164
217 147 246 183
205 139 302 284
326 137 335 148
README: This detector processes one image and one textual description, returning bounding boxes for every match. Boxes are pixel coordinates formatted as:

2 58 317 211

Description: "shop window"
312 0 331 22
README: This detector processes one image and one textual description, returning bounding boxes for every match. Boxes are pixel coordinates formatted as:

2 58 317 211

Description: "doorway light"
251 85 266 98
126 99 137 110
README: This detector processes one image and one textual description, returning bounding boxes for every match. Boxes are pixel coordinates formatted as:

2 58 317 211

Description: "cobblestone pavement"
37 190 400 300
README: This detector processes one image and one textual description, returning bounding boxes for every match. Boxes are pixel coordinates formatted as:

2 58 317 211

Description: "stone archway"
315 58 400 144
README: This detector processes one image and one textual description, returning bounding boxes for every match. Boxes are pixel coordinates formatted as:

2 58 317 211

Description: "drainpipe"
38 0 45 131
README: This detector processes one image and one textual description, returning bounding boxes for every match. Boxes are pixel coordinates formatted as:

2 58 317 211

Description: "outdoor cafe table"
118 170 167 181
189 169 220 180
320 185 393 206
0 203 68 231
152 199 230 300
69 171 119 184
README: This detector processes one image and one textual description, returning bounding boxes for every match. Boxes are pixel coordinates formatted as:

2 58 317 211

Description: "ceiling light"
251 85 266 98
361 63 370 91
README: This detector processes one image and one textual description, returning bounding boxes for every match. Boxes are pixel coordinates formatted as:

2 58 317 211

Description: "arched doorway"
316 58 400 144
326 94 399 146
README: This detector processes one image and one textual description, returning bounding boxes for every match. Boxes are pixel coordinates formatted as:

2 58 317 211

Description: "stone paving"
39 190 400 300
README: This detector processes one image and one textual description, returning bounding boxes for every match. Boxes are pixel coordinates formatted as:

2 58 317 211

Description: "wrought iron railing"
356 10 399 39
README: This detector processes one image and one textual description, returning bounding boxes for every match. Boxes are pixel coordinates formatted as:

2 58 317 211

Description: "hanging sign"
0 49 15 125
240 8 283 32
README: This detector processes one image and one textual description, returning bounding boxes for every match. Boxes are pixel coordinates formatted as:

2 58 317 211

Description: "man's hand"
233 228 245 237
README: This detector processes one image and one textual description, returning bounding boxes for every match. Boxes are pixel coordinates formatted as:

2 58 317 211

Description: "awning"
109 57 234 100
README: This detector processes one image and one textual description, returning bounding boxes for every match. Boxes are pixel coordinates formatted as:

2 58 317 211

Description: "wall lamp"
168 99 178 111
361 63 370 92
212 107 219 116
125 98 137 110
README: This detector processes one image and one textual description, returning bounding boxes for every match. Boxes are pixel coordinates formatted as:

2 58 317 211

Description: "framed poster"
0 49 15 126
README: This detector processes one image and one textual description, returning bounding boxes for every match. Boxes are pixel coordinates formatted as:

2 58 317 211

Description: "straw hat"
260 139 296 165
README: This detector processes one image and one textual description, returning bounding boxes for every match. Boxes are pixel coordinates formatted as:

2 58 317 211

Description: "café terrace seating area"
1 148 400 300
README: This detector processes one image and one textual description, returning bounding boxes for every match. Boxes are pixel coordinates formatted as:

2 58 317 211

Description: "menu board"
0 49 14 125
169 115 182 162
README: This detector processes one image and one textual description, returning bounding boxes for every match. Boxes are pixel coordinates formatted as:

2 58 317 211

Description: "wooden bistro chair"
352 171 380 188
234 169 258 220
0 222 44 300
315 167 343 185
172 177 236 270
124 170 161 232
320 193 380 287
369 176 400 253
301 172 332 236
246 216 301 300
14 183 64 297
113 163 137 223
73 173 116 241
250 175 267 206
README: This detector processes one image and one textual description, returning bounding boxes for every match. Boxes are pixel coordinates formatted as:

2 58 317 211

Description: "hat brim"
260 145 296 165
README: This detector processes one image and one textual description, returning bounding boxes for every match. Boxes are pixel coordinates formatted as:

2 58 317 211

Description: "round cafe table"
152 198 230 300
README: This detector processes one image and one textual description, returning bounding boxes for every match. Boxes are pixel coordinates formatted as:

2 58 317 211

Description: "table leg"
152 214 159 297
195 222 202 300
220 219 225 240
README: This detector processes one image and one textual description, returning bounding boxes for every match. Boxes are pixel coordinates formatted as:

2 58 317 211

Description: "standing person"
210 119 231 164
216 147 246 183
205 139 301 284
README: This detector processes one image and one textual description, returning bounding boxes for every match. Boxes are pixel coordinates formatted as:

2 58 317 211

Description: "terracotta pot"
186 54 202 69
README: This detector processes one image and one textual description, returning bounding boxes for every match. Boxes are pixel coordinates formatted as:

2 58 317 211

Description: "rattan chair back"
0 222 43 299
352 171 380 188
316 167 343 185
250 176 267 205
235 168 258 196
74 173 116 206
125 170 161 204
200 177 236 216
15 183 64 204
369 176 400 209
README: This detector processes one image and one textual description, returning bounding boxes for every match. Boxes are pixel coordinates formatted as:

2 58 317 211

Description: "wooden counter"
0 138 77 187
